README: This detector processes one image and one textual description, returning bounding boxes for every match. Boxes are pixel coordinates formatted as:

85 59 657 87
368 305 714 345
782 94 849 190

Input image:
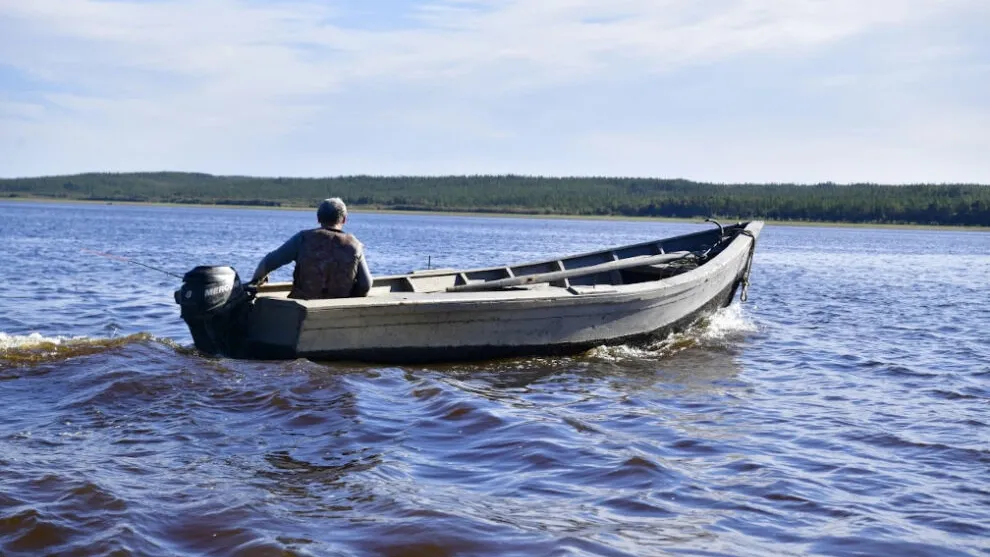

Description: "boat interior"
255 222 747 298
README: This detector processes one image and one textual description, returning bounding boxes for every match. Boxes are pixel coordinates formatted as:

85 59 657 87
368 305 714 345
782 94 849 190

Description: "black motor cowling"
175 266 253 357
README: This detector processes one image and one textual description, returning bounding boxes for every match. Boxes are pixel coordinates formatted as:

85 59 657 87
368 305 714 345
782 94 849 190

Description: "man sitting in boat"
250 198 373 299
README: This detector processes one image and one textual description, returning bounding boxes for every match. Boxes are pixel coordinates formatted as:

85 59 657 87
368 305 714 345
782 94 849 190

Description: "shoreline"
3 196 988 231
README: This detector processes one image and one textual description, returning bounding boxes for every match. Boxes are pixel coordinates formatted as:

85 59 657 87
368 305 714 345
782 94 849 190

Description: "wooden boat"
176 220 763 362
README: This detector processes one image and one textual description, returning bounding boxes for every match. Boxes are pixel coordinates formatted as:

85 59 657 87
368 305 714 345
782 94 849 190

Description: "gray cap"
317 197 347 226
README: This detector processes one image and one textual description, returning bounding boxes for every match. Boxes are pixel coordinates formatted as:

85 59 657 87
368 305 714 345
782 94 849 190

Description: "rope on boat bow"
737 230 757 302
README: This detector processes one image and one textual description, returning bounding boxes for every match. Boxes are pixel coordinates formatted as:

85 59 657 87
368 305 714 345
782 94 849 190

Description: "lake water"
1 201 987 557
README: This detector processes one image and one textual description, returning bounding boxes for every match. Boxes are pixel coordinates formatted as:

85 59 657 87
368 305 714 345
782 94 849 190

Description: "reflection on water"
1 202 988 556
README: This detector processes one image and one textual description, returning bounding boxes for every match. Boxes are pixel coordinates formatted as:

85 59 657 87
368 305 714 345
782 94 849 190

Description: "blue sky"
0 0 987 182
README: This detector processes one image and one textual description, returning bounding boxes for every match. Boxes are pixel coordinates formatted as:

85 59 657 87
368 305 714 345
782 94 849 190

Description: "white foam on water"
586 341 672 362
0 332 91 351
0 332 163 365
586 304 759 361
699 303 759 342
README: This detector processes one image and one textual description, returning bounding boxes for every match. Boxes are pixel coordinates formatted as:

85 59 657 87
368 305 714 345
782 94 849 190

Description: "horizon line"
2 171 987 187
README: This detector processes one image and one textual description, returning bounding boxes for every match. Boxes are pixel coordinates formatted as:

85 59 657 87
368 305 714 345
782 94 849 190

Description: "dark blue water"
1 201 988 556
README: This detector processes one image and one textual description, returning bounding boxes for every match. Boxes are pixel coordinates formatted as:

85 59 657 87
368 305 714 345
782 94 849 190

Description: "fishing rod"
80 248 184 279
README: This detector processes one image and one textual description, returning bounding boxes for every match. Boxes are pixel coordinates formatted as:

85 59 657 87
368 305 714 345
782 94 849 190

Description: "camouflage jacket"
289 228 364 300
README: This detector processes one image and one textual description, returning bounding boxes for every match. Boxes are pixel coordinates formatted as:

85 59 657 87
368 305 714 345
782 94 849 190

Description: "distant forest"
2 172 989 226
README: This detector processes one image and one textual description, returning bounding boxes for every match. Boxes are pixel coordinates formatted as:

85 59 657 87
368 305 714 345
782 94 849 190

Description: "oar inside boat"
447 251 693 293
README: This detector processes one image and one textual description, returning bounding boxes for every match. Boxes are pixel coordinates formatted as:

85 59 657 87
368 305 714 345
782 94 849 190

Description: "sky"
0 0 987 183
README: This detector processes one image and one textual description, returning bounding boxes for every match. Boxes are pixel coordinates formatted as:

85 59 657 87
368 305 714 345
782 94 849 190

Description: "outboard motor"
175 266 254 357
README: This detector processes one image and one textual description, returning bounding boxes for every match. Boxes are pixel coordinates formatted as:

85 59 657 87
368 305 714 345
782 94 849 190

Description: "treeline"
2 172 989 226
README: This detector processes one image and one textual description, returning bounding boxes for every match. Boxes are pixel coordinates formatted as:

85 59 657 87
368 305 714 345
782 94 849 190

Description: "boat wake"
587 304 758 361
0 332 161 367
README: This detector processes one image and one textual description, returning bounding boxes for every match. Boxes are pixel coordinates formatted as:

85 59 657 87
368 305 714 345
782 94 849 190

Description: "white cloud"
0 0 987 181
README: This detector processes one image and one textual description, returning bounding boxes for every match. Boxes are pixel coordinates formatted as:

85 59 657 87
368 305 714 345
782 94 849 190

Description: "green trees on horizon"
2 172 988 226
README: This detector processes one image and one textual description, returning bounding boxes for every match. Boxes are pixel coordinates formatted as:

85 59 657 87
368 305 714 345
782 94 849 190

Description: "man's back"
251 197 372 298
290 228 363 300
